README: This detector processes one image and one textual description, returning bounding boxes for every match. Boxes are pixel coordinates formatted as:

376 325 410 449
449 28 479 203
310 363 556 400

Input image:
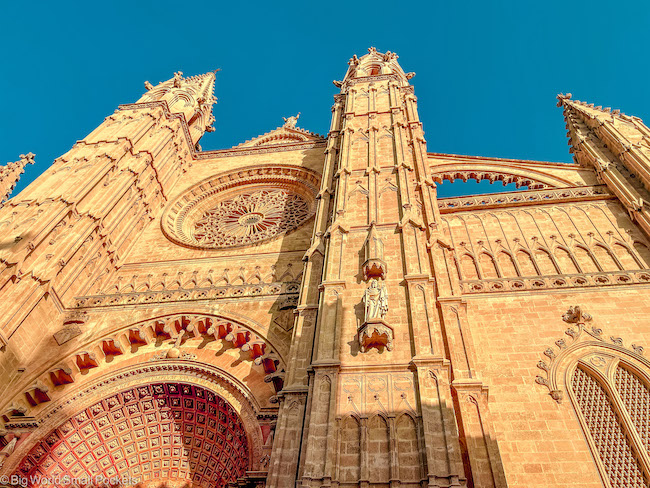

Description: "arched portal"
14 382 250 488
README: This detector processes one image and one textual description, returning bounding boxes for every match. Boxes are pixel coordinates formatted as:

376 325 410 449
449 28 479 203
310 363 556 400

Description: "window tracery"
572 365 648 487
536 306 650 487
161 166 319 250
193 188 312 248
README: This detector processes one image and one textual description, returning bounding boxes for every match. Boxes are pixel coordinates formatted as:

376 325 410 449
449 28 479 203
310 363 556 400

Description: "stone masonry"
0 49 650 488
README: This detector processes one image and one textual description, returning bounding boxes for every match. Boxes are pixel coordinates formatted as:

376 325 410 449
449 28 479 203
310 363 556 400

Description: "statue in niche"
364 278 388 321
282 113 300 129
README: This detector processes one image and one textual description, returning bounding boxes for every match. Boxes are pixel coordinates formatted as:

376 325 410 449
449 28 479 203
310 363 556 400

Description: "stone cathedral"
1 47 650 488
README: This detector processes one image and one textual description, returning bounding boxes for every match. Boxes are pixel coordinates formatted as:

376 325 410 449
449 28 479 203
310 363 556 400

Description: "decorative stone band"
196 140 326 159
460 270 650 294
3 313 286 439
74 281 300 308
438 185 613 213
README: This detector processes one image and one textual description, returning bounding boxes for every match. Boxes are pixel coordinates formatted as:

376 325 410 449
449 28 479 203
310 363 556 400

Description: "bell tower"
267 48 504 488
0 70 215 368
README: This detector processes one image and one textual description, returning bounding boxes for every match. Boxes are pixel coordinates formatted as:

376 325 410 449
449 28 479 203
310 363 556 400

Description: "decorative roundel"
15 383 249 488
162 165 320 250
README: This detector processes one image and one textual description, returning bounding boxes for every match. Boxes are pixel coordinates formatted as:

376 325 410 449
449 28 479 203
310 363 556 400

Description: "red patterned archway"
15 383 250 487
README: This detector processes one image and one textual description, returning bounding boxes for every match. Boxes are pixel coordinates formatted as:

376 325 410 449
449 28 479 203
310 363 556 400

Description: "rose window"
161 166 320 250
193 189 312 248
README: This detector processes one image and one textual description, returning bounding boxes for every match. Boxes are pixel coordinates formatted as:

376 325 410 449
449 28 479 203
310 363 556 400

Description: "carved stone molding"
460 270 650 295
438 185 613 213
196 140 326 160
4 314 287 426
535 306 646 403
75 280 300 308
358 318 394 353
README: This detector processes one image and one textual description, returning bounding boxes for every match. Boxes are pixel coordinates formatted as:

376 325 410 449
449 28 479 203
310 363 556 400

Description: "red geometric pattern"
15 383 249 487
572 366 647 487
614 364 650 452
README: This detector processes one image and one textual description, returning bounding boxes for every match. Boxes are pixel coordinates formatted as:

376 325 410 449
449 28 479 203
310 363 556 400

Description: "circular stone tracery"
161 166 320 250
193 188 312 248
15 383 249 488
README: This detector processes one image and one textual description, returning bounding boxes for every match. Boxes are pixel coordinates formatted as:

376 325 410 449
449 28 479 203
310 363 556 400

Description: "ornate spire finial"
19 153 35 165
282 113 301 129
0 153 35 203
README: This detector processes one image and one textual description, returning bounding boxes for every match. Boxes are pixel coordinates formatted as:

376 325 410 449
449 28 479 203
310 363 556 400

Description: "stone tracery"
162 165 319 250
193 188 312 248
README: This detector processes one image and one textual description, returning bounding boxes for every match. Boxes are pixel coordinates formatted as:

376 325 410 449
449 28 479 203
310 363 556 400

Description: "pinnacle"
557 93 624 118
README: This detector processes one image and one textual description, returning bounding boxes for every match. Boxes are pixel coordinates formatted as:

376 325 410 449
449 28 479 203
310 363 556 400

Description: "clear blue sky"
2 1 649 197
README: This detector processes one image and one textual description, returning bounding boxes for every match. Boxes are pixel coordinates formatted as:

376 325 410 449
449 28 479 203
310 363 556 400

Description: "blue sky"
2 0 649 197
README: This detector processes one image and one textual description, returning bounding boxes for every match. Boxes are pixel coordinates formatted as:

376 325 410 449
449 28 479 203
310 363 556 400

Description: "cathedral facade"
0 48 650 488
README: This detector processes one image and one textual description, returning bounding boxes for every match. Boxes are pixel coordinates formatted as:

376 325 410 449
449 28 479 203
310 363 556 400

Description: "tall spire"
0 153 34 204
558 93 650 234
139 70 218 144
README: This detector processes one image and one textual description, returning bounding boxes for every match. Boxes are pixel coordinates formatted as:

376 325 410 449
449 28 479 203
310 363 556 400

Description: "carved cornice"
460 269 650 295
74 281 300 308
196 140 326 160
439 185 613 213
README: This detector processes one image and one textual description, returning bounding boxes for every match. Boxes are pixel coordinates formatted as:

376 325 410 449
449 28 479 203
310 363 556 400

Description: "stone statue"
364 278 388 321
283 113 300 129
173 71 183 88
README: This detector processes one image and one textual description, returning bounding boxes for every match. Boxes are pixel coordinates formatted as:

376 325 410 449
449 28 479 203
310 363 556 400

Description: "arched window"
536 310 650 487
570 358 650 487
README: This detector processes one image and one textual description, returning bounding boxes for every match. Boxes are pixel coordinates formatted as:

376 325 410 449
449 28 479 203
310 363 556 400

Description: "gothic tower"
2 49 650 488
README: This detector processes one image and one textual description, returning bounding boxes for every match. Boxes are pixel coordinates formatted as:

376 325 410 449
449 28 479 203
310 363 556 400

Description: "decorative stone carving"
359 279 393 352
363 279 388 321
193 188 312 248
536 306 646 403
282 113 300 129
362 223 387 280
53 326 82 346
162 165 319 250
0 153 35 204
562 305 592 324
14 383 249 487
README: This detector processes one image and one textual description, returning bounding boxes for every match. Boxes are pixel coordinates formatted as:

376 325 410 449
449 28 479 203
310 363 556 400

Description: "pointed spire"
558 93 650 188
139 70 219 144
0 153 34 203
558 93 650 235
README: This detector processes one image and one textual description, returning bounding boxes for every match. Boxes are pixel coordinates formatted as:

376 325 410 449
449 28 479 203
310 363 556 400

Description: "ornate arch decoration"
430 163 574 190
536 306 650 485
3 362 267 484
254 133 310 146
162 165 320 250
535 306 646 402
1 313 286 452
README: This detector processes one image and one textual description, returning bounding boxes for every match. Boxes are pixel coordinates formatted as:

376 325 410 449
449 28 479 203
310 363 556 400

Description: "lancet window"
570 357 650 487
